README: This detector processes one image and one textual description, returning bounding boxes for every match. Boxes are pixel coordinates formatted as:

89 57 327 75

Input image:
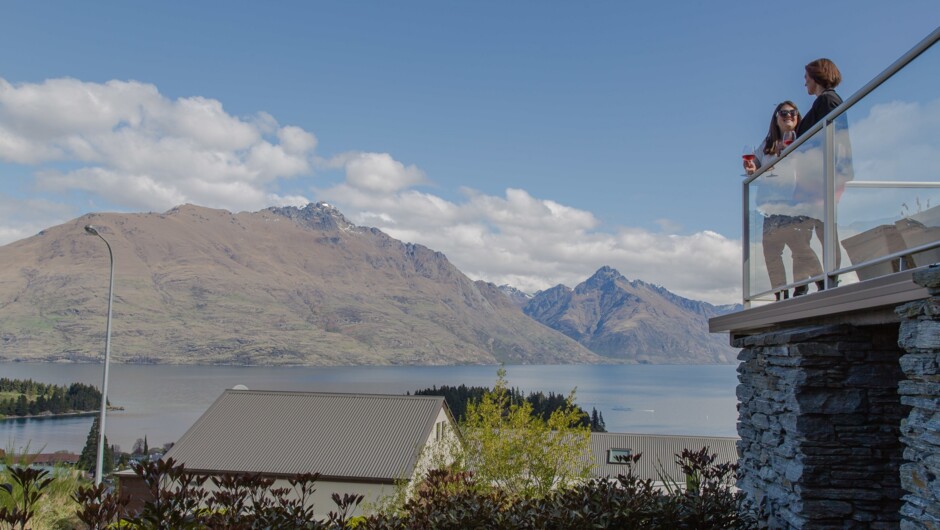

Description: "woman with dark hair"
795 58 852 289
744 100 801 175
745 101 823 300
797 58 843 136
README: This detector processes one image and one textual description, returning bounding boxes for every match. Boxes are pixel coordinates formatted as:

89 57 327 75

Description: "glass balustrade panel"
747 141 824 300
835 41 940 281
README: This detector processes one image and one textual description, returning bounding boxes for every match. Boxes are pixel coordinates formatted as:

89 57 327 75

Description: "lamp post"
85 225 114 487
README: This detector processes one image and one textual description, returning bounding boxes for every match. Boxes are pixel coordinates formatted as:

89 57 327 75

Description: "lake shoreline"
0 359 736 367
0 406 125 422
0 362 740 453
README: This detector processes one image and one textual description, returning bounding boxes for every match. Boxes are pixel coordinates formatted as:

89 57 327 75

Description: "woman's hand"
743 158 757 175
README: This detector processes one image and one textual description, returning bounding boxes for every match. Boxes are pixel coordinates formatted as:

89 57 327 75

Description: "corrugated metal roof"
587 432 739 483
164 390 447 482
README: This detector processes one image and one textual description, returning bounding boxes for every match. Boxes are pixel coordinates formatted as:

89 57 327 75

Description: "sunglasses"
777 109 798 118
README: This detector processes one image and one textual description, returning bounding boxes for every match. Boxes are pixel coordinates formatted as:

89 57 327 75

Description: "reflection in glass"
745 36 940 302
748 136 825 299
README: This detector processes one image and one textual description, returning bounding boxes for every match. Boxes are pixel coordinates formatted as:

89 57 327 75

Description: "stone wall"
735 323 907 528
896 267 940 529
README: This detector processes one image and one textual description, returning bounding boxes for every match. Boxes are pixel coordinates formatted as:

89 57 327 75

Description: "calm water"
0 362 739 454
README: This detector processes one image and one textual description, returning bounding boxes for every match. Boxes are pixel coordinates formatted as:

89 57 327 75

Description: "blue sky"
0 1 937 303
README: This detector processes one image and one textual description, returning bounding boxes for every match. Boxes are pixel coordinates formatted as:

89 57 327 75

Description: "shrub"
0 451 84 530
53 448 752 529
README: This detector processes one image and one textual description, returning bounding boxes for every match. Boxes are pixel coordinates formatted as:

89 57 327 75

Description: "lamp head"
84 225 99 236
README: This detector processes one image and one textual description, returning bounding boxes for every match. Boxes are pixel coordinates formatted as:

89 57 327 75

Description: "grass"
0 391 26 401
8 314 60 332
1 448 85 530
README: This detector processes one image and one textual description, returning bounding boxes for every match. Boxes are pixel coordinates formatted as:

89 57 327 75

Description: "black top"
797 89 843 137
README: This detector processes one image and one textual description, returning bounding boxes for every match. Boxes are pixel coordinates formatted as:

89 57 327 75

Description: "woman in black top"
797 58 843 136
796 58 850 291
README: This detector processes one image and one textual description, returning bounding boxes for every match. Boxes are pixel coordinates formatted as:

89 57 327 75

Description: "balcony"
711 27 940 336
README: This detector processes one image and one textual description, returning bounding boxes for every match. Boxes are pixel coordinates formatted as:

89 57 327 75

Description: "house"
3 451 80 467
118 388 459 516
587 432 738 488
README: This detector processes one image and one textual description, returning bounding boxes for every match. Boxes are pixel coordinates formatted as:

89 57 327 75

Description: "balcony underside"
709 267 929 339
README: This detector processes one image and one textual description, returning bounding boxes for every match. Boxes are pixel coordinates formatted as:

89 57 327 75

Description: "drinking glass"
742 145 757 176
742 145 757 162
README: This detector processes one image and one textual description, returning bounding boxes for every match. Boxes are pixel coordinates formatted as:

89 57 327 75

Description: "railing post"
823 119 836 288
743 179 751 307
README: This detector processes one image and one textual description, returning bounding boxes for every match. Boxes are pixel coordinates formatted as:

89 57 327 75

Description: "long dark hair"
762 101 801 156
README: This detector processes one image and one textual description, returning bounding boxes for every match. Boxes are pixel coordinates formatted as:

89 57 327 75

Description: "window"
607 448 632 464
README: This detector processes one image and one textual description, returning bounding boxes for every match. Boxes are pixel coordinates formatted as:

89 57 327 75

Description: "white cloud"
278 126 318 154
0 77 317 211
0 76 742 305
322 163 741 304
820 97 940 233
331 152 427 194
0 194 77 244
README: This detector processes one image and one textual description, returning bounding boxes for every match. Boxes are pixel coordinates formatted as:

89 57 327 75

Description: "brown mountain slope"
523 266 739 364
0 203 600 366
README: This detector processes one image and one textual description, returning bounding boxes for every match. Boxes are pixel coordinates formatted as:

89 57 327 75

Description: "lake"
0 362 740 454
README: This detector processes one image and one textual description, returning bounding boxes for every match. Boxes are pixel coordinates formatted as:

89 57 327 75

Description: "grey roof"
587 432 739 483
164 390 450 483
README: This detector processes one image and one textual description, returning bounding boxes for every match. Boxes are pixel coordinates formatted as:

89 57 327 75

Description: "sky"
0 2 937 305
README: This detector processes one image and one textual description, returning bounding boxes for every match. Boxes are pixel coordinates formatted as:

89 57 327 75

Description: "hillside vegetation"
0 204 597 366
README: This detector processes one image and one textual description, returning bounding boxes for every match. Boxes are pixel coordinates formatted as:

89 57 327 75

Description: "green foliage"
360 452 755 529
0 449 85 530
452 367 594 499
413 382 606 432
590 407 606 432
0 466 54 529
57 449 752 529
72 458 365 529
77 417 114 476
0 463 85 530
0 378 104 418
72 481 129 530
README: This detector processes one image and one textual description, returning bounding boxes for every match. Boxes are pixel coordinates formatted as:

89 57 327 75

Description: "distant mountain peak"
587 265 625 284
266 202 358 232
576 266 627 295
524 268 739 364
497 284 533 309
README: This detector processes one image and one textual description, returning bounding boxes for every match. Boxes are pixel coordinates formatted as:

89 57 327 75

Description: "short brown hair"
805 58 841 89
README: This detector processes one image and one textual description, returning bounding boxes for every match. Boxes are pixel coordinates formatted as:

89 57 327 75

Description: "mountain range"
524 267 739 364
0 203 738 365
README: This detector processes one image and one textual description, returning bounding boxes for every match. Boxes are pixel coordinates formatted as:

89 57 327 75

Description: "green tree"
77 416 113 477
454 367 593 499
590 407 606 432
14 395 28 416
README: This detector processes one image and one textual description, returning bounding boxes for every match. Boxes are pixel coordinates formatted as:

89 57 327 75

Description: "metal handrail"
743 27 940 187
749 236 940 302
743 27 940 304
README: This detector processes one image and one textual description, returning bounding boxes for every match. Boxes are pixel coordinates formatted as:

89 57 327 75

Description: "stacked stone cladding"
896 266 940 530
735 323 907 529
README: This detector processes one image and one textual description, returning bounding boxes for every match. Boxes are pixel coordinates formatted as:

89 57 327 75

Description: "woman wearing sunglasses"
745 101 823 300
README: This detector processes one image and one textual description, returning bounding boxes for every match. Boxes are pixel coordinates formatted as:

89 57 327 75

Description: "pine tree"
77 416 114 476
14 395 28 416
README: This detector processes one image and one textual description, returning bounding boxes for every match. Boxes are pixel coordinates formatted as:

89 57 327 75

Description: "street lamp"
85 225 114 486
